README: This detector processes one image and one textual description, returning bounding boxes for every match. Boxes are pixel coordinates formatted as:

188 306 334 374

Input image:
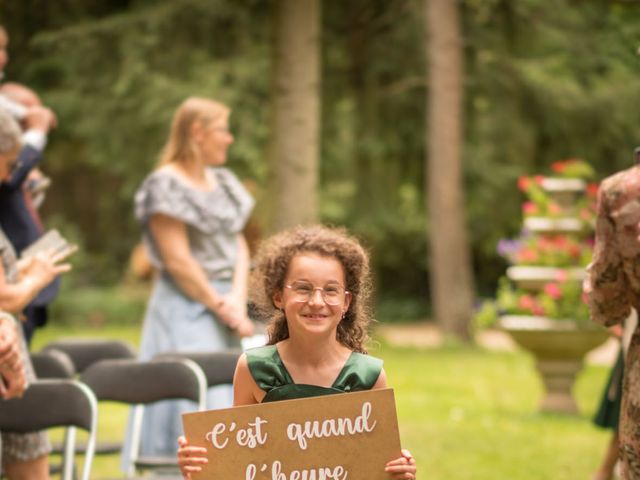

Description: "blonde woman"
132 97 255 457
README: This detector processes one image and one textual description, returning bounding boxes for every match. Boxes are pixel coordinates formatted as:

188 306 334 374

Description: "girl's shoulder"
244 345 290 391
245 344 279 363
333 351 383 392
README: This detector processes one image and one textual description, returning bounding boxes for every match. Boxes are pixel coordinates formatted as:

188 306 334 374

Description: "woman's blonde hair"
157 97 229 166
250 225 374 354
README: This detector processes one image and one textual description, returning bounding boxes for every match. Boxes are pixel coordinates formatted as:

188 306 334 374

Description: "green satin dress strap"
245 345 383 403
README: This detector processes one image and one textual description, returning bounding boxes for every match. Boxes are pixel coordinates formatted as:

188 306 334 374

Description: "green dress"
593 346 624 431
246 345 383 403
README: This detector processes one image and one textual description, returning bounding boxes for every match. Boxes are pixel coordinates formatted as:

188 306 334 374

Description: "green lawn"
31 325 611 479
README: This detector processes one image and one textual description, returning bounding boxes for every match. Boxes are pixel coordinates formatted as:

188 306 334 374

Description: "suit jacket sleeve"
2 145 43 190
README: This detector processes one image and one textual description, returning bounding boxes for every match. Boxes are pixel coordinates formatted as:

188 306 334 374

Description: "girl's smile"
274 253 351 337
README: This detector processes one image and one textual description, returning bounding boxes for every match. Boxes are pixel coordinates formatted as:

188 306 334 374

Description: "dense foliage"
3 0 640 319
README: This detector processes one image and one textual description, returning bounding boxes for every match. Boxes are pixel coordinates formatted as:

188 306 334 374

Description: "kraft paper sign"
182 388 401 479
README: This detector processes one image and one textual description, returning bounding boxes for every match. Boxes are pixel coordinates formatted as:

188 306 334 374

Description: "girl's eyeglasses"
285 281 349 306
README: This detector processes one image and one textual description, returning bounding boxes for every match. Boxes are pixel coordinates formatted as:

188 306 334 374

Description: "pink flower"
554 270 569 282
516 249 539 263
518 295 535 312
522 202 538 215
579 209 592 221
543 283 562 299
548 202 562 215
516 295 545 316
534 175 545 185
531 303 546 316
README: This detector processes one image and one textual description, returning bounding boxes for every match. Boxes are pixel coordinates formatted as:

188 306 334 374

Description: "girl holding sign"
178 225 417 479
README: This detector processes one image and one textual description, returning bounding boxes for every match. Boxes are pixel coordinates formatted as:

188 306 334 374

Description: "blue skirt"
125 274 240 462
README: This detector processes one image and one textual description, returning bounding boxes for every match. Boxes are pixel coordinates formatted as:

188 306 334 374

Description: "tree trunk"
268 0 321 232
425 0 474 340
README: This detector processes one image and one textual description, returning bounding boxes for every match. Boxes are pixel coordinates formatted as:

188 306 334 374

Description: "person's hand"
18 249 71 291
0 316 20 371
222 293 255 337
177 435 209 479
213 296 253 337
0 316 26 399
214 298 243 329
24 105 57 132
234 318 255 338
385 449 416 479
223 292 248 319
0 365 26 399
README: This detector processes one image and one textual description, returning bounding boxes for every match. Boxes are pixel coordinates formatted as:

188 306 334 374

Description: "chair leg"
61 426 77 480
126 405 145 478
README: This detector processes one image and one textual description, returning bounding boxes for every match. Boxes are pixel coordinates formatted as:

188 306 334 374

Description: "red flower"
518 176 531 192
552 235 568 247
534 175 545 185
568 244 581 258
551 161 566 173
586 183 599 198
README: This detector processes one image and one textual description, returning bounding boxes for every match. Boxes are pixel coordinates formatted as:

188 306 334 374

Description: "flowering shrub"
518 175 598 220
495 276 591 323
497 232 593 267
550 158 595 179
474 158 599 329
517 159 598 222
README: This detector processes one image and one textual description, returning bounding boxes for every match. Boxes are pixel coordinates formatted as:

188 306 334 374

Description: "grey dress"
131 166 254 458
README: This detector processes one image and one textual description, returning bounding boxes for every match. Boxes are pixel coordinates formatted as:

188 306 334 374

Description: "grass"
31 325 611 479
374 341 610 480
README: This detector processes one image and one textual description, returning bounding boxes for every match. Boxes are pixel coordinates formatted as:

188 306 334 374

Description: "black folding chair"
29 350 78 476
80 358 207 478
154 349 241 388
41 338 137 457
31 349 76 379
42 338 136 373
0 379 97 480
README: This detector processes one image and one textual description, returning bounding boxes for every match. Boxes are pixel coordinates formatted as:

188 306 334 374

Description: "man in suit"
0 104 57 345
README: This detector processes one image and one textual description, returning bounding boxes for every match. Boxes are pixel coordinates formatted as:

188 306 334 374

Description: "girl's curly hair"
250 225 373 353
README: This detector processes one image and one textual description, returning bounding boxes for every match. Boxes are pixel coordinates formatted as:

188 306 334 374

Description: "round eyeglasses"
285 281 349 306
